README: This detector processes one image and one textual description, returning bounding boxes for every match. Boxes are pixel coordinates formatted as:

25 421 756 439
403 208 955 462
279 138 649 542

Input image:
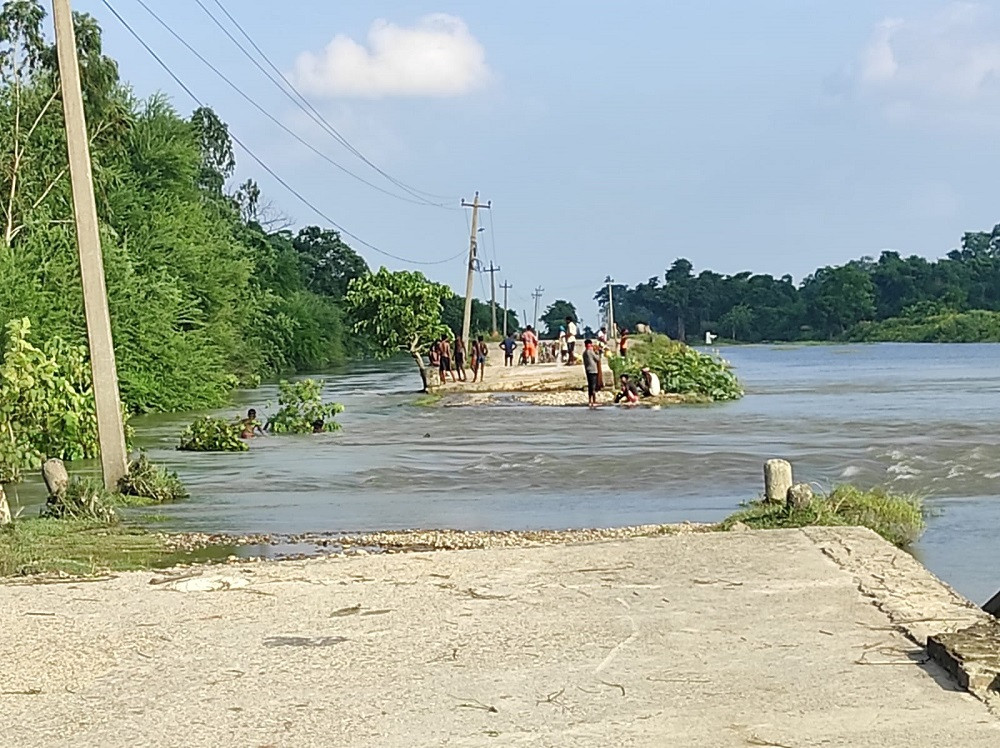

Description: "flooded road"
11 343 1000 603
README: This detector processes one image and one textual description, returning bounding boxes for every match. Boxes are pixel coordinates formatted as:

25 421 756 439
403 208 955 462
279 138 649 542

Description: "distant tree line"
596 231 1000 343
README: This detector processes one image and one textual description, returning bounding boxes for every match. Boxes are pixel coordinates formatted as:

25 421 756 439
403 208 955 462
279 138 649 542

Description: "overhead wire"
101 0 466 266
128 0 451 211
198 0 458 205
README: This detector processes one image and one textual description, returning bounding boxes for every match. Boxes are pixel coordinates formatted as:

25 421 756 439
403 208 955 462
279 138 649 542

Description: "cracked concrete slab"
1 527 998 747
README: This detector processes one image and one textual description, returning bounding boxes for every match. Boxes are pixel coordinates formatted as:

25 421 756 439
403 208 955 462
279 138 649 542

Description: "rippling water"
9 343 1000 603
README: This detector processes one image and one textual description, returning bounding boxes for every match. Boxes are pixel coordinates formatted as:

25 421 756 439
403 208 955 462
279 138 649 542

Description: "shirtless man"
240 408 265 439
471 336 488 382
439 335 456 383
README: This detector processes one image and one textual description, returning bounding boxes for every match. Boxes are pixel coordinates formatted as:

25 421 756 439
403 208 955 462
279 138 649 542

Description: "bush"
178 416 248 452
609 333 743 402
267 379 344 434
40 478 117 523
0 318 101 484
720 485 926 547
118 453 189 503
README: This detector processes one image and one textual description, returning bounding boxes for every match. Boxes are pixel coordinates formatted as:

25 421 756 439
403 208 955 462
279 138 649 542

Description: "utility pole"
500 281 513 338
532 286 544 331
605 275 616 340
460 192 490 348
482 262 501 336
53 0 128 489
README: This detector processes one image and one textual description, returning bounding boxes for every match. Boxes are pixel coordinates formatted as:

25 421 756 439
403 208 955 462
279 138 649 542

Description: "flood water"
10 344 1000 604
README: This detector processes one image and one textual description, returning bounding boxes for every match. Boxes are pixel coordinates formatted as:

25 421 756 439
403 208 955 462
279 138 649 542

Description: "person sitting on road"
613 374 640 405
639 367 661 397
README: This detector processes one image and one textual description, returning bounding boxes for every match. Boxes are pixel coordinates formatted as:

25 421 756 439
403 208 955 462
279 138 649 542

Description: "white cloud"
856 3 1000 106
291 14 491 99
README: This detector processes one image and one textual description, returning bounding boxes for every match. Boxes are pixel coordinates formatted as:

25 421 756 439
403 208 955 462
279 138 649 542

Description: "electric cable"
102 0 466 265
200 0 458 205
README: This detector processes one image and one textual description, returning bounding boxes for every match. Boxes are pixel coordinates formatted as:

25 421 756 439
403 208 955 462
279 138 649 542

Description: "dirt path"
2 528 997 747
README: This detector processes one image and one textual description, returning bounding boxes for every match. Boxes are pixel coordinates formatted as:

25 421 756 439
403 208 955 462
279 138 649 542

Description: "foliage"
0 318 99 483
344 267 451 389
440 293 518 339
849 309 1000 343
720 485 925 548
267 379 343 434
540 299 578 337
178 416 247 452
593 225 1000 343
118 452 188 503
39 477 116 523
609 333 743 402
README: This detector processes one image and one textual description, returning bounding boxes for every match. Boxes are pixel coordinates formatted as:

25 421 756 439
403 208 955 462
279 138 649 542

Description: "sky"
76 0 1000 327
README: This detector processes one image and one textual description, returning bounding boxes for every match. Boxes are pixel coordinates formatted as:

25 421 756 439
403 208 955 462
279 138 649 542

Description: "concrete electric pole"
605 275 616 341
53 0 128 489
500 281 513 338
482 262 501 336
460 192 490 348
532 286 544 332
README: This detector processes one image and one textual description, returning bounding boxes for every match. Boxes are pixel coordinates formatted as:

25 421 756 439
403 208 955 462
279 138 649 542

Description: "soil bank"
2 527 998 747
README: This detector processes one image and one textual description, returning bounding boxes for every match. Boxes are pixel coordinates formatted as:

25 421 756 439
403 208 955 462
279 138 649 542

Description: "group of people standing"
428 335 490 384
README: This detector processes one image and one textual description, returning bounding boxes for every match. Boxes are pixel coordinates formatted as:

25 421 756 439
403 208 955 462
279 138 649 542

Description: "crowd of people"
425 321 661 408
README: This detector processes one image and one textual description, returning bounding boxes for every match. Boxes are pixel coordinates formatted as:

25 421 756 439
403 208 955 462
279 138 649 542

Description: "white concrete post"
764 459 793 504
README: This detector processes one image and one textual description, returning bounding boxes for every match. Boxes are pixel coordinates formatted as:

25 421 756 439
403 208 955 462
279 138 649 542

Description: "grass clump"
39 478 117 523
610 333 743 402
720 485 926 548
118 452 189 504
178 416 248 452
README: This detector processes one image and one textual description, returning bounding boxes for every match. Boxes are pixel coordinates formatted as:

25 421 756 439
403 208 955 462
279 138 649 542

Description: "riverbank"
431 359 700 407
3 527 998 747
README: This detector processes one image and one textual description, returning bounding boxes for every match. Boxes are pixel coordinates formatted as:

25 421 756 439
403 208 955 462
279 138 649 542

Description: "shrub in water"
267 379 344 434
118 452 189 503
178 416 248 452
609 333 743 402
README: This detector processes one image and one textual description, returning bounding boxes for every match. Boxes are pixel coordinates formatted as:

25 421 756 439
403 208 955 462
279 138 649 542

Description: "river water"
10 344 1000 604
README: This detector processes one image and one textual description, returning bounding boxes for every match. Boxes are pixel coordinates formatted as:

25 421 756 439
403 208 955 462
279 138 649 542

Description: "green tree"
291 225 369 298
539 299 577 337
804 264 876 337
718 303 754 341
344 268 451 391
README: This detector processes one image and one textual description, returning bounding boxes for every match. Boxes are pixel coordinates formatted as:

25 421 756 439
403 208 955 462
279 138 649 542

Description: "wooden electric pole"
460 192 490 348
532 286 544 332
53 0 128 489
500 281 513 338
482 262 501 336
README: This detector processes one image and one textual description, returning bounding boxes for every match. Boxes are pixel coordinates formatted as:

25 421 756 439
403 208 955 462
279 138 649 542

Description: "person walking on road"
455 337 467 381
582 339 601 408
439 335 456 383
471 336 488 383
500 333 518 367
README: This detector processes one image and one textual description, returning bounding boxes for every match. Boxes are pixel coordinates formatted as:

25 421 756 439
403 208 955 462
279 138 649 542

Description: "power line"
130 0 452 210
198 0 457 205
101 0 465 266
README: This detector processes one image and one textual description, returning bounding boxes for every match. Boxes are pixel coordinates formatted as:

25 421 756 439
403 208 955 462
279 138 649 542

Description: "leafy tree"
718 303 754 341
291 225 369 299
539 299 577 337
344 268 450 391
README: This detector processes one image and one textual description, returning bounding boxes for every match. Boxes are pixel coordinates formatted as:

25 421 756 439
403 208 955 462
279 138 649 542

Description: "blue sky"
78 0 1000 326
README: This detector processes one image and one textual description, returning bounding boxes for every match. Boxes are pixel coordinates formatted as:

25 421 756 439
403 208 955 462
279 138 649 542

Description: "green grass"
412 392 443 407
0 518 235 577
719 485 926 547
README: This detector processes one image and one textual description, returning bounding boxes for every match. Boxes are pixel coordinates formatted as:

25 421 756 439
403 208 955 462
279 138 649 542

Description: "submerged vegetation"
610 333 743 402
178 416 248 453
721 485 926 548
267 379 344 434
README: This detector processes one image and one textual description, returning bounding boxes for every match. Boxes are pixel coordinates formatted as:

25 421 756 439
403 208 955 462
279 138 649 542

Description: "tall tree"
539 299 577 337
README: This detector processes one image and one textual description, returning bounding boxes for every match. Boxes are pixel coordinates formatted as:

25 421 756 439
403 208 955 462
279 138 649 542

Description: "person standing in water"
455 336 467 381
582 339 601 408
240 408 266 438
